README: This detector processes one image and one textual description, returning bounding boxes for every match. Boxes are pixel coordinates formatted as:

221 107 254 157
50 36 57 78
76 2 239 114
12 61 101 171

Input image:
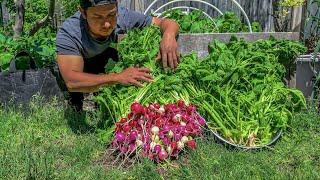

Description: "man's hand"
157 34 180 70
152 17 180 70
116 67 153 87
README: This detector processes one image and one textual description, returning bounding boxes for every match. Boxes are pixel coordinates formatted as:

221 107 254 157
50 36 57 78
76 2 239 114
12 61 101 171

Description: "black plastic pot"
205 128 283 151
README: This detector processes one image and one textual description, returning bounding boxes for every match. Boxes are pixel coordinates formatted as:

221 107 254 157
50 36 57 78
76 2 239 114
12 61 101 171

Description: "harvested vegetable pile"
161 10 262 33
96 26 306 158
111 100 205 164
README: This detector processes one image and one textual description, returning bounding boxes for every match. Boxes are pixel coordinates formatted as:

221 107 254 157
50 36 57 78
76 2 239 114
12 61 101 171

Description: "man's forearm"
66 71 119 93
159 18 179 37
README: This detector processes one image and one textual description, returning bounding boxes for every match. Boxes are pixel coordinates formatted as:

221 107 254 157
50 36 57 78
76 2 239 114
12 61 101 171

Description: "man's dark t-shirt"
56 7 153 111
56 7 153 59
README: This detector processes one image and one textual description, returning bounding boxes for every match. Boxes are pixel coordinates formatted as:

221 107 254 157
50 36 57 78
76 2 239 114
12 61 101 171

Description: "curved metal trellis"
159 6 215 21
150 0 223 16
144 0 253 33
158 6 217 27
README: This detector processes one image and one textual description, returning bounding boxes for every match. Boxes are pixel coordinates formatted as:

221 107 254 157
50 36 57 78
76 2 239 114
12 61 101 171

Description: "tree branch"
29 0 55 36
29 15 49 36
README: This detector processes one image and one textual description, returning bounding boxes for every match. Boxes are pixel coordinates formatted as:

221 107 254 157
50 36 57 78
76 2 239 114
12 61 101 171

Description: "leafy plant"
0 27 56 72
96 26 306 147
162 9 215 33
162 10 261 33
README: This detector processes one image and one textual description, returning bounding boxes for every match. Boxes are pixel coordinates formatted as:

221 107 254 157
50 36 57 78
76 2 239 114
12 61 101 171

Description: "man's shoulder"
59 11 82 36
56 11 84 56
118 6 146 18
116 6 153 32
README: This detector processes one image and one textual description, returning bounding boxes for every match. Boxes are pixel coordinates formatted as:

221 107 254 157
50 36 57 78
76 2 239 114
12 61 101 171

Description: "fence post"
132 0 145 12
291 6 303 32
0 3 3 27
1 0 10 27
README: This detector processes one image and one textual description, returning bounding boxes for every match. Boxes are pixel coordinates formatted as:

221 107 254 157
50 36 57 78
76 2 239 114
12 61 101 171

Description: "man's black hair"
80 0 117 9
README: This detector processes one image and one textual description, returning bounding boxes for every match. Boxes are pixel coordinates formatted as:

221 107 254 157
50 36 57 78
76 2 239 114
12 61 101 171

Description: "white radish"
151 126 159 135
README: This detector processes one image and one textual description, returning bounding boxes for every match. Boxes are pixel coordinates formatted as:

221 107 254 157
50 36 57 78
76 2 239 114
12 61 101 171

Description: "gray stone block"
177 32 300 58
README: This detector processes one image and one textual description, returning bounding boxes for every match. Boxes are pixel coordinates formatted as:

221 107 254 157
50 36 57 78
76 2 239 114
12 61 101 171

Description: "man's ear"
79 7 87 19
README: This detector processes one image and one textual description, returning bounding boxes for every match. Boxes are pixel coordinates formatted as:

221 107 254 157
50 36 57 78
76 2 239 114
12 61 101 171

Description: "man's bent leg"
68 92 84 112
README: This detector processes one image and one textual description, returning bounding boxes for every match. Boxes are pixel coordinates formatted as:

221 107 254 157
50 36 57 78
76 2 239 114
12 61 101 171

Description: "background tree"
272 0 306 32
13 0 24 39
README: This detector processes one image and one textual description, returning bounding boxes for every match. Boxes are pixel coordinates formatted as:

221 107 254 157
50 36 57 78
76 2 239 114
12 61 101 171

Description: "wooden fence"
119 0 304 32
0 0 306 32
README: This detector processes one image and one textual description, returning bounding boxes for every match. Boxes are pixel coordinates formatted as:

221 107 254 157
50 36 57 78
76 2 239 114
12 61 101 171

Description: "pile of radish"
111 100 206 162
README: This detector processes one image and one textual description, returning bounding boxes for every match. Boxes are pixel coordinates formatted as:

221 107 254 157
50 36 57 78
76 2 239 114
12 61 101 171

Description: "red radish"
129 131 138 142
158 150 168 160
129 120 134 127
171 141 177 150
186 140 197 149
165 104 176 112
187 105 196 114
123 125 131 132
177 100 185 108
153 103 160 109
131 102 143 114
198 116 206 126
120 118 127 123
115 132 125 142
127 112 133 119
112 100 205 162
154 144 161 153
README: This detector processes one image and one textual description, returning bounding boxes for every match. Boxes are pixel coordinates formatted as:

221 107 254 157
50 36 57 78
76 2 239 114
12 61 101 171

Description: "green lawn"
0 99 319 179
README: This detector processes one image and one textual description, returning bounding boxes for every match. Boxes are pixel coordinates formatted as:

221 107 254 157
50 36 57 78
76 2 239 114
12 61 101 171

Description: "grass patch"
0 100 319 179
